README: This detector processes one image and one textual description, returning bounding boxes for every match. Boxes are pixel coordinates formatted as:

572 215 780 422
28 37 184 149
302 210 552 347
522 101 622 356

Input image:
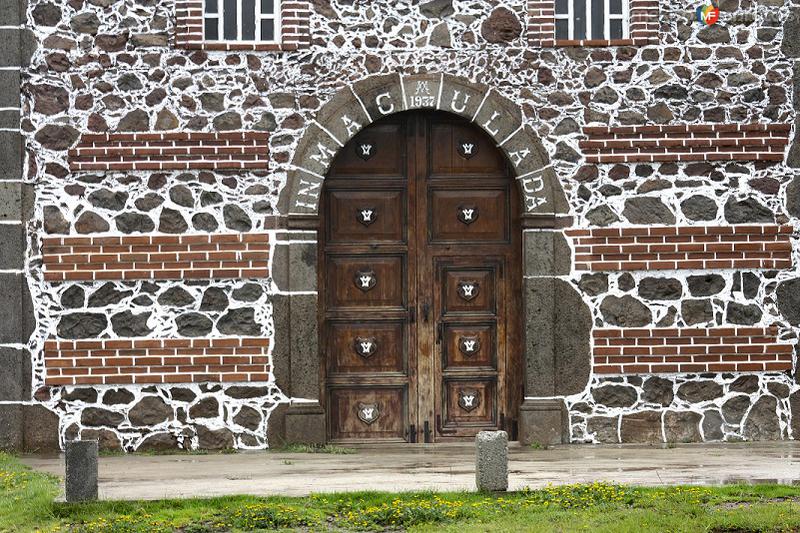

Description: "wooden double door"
320 111 522 443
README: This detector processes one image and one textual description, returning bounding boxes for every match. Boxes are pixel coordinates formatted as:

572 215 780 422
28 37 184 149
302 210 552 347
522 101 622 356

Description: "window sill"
541 38 658 47
177 42 301 51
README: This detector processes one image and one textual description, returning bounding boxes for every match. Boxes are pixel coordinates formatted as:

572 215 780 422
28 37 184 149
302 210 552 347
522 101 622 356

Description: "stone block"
519 399 567 446
0 109 19 129
290 122 340 177
475 430 508 492
0 0 23 26
0 29 20 67
0 404 23 451
473 89 522 145
352 72 405 121
272 241 317 292
501 126 548 177
23 405 60 452
402 74 441 111
0 131 22 179
0 70 20 108
289 294 319 399
438 73 488 121
270 295 291 393
0 348 27 401
0 273 24 344
620 411 663 443
0 223 24 270
285 403 326 445
315 85 372 145
281 167 324 215
523 230 571 276
65 440 98 502
0 181 22 220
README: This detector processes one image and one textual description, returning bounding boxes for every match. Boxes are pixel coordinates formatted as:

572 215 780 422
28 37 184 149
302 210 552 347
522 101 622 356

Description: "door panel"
326 189 406 244
328 386 407 441
326 255 406 310
326 321 407 375
428 187 510 243
322 111 521 443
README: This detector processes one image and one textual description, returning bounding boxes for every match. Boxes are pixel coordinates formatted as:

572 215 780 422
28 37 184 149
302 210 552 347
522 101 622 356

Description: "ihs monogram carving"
457 139 478 159
458 336 481 356
353 337 378 359
354 269 377 292
357 402 380 424
356 207 377 226
458 389 480 412
356 141 375 161
457 205 479 225
457 281 480 301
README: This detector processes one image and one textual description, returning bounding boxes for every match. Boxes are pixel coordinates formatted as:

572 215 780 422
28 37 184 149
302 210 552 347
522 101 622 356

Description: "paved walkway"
22 442 800 500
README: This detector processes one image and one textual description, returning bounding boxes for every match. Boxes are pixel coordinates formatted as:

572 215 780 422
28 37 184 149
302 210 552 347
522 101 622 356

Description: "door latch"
422 303 430 323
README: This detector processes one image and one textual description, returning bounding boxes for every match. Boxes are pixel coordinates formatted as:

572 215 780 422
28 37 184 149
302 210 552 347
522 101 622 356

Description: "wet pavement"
21 442 800 500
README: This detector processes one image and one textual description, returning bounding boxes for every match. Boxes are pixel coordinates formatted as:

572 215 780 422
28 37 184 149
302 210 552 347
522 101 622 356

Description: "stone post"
65 440 98 502
475 430 508 492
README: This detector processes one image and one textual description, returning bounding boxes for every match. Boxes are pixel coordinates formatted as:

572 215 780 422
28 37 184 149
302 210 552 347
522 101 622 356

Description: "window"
203 0 280 42
554 0 628 41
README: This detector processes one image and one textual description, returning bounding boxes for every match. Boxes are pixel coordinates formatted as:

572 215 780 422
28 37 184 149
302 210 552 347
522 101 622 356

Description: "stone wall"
9 0 800 450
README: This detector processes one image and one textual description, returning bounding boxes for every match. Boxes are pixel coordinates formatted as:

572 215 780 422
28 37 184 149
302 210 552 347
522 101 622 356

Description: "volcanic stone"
642 377 674 406
57 313 107 338
176 313 213 337
129 396 173 426
600 295 652 327
687 274 725 297
743 396 781 440
677 381 723 403
638 278 682 300
591 384 638 408
664 411 702 442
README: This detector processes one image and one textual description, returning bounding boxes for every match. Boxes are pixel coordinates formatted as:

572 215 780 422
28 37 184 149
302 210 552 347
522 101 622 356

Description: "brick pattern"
580 123 791 163
527 0 659 47
593 327 794 375
175 0 311 51
42 233 270 282
68 132 270 172
567 225 793 272
44 337 270 386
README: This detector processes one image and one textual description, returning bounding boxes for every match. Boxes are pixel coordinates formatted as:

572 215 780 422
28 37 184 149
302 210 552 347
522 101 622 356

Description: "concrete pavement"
21 442 800 501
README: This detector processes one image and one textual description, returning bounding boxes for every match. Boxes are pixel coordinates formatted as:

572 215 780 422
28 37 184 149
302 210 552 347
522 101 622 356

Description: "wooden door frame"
270 73 593 448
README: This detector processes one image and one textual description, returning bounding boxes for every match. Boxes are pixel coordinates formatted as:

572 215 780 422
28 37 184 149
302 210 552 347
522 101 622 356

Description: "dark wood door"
321 111 521 443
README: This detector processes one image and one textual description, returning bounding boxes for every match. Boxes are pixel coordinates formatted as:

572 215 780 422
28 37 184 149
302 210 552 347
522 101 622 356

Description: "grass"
2 452 800 532
269 443 357 454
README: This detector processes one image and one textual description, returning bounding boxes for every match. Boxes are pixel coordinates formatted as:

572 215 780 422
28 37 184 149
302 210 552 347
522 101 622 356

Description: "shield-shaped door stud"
457 281 479 301
357 402 380 424
356 207 377 226
353 337 378 359
458 389 480 412
457 139 478 159
354 269 377 292
458 336 481 357
457 205 479 225
356 141 375 161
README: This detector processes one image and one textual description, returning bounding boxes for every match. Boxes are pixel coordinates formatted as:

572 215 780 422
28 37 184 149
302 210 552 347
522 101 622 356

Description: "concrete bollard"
475 430 508 492
65 440 98 502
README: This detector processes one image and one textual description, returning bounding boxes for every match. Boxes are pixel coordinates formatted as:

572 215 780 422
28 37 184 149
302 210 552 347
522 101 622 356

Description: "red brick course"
42 233 270 282
68 132 270 172
579 123 791 163
567 225 793 271
44 337 270 386
175 0 311 51
527 0 659 47
593 327 794 375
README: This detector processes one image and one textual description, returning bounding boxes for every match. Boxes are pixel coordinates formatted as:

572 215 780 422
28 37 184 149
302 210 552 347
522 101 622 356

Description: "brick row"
566 225 793 272
581 123 791 163
44 337 270 386
593 327 794 375
42 232 271 282
69 131 270 172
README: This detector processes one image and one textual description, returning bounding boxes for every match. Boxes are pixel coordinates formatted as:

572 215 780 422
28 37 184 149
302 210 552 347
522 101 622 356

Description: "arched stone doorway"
270 73 592 446
320 110 523 442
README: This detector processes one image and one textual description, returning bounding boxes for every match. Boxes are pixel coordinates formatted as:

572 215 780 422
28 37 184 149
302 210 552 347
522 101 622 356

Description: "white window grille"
203 0 281 43
554 0 629 40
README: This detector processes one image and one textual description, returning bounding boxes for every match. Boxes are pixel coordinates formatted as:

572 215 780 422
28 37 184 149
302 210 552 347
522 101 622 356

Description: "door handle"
422 303 430 323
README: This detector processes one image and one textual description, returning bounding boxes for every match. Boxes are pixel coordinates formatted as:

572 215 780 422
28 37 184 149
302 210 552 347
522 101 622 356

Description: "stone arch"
271 73 590 448
280 72 569 223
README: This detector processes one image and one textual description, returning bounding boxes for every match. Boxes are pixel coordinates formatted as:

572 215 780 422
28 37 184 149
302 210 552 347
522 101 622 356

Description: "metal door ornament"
457 139 478 159
457 205 479 225
356 207 377 226
357 402 381 424
356 141 375 161
354 269 377 292
458 336 481 356
354 337 378 359
458 389 480 412
457 281 480 301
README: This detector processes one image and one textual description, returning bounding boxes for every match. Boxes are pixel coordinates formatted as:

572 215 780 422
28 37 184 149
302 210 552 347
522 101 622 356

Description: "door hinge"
409 307 415 323
408 424 417 443
436 322 443 344
423 420 432 443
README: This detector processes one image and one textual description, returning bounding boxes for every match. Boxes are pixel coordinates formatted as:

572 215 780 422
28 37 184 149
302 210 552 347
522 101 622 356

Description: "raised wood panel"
428 187 510 243
329 122 407 177
429 122 507 177
441 266 497 316
326 189 406 244
441 379 497 429
327 321 407 375
326 255 406 310
328 386 407 441
442 323 496 370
